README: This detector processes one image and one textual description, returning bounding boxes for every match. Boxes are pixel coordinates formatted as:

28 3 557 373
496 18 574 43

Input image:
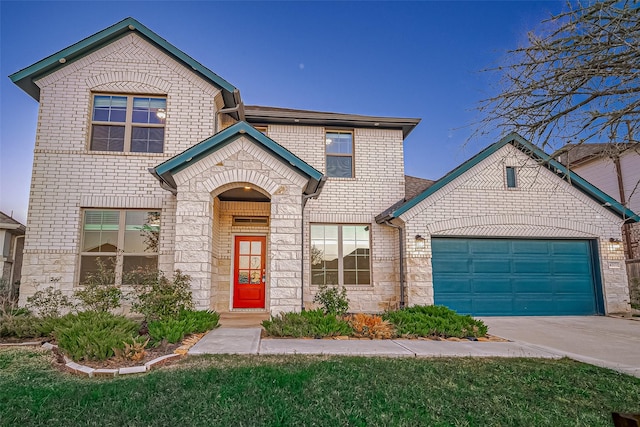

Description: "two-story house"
10 18 637 316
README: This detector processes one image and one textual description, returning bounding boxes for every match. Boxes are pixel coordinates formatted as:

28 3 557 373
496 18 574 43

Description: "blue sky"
0 1 564 224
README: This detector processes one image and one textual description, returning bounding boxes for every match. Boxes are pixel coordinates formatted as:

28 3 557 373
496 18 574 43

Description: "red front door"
233 236 266 309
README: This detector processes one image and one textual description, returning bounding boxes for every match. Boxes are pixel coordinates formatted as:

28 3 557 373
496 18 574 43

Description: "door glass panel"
250 256 261 269
251 241 262 254
239 256 250 269
238 271 249 284
239 241 250 254
250 271 261 284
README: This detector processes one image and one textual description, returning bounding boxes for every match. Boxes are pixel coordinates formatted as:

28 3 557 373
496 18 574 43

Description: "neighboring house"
10 18 638 316
557 143 640 260
0 212 25 297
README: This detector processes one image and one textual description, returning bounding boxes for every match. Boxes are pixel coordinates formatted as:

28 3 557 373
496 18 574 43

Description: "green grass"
1 348 639 426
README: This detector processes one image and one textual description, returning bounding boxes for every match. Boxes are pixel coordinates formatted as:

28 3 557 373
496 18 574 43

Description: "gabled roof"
9 17 241 115
0 211 26 233
557 142 638 166
151 121 325 195
377 133 639 223
245 105 421 138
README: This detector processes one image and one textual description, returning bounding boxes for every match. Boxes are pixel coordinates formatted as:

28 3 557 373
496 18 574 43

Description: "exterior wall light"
609 237 622 250
415 234 426 250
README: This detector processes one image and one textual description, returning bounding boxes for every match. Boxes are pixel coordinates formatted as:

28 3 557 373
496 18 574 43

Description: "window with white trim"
325 131 354 178
79 210 160 284
311 224 370 286
90 94 166 153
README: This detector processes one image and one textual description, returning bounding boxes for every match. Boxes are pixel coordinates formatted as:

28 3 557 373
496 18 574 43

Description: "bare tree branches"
476 0 640 155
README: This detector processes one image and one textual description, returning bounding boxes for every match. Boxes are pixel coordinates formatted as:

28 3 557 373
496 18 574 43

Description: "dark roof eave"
381 133 639 223
151 121 324 196
245 106 420 138
10 17 238 107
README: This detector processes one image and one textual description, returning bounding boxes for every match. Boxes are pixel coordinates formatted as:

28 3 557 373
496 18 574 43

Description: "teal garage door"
431 238 603 316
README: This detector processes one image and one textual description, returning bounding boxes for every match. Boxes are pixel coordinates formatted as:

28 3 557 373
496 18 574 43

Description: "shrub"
313 284 349 316
262 309 352 338
348 313 395 339
383 305 488 339
113 336 149 361
53 311 141 361
0 313 55 339
74 258 122 312
147 309 219 344
26 283 74 317
128 269 193 321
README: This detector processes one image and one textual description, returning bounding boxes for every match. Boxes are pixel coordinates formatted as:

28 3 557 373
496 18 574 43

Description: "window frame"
310 223 372 287
78 209 161 286
89 93 167 153
325 130 355 178
505 166 518 188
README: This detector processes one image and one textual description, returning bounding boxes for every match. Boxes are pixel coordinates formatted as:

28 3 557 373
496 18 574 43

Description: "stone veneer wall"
19 33 224 304
172 137 308 313
400 144 631 314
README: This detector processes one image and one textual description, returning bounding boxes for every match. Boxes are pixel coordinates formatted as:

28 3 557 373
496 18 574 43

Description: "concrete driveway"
481 316 640 377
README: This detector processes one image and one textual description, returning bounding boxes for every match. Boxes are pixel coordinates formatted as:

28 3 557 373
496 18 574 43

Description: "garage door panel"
469 240 510 254
512 240 549 254
432 259 470 273
514 279 553 293
432 238 600 316
474 279 512 293
473 259 511 273
513 259 551 274
553 259 590 275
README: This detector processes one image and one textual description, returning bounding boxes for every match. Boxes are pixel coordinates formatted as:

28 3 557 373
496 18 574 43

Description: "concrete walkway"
189 315 640 378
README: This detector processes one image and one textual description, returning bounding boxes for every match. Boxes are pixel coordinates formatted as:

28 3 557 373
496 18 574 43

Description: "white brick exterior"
399 144 631 314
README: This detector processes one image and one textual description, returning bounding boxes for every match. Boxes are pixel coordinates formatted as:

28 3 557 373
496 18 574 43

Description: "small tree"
313 283 349 316
128 268 193 321
74 258 122 312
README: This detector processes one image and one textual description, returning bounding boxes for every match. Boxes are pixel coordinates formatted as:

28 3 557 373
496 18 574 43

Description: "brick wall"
400 143 631 313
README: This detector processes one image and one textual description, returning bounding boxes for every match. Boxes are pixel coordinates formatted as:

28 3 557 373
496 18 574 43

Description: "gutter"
383 220 405 309
148 168 177 195
300 176 327 311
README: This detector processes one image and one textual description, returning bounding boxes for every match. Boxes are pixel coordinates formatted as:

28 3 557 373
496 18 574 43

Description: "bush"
148 310 219 344
128 269 193 321
262 309 352 338
26 283 74 317
0 313 56 339
383 305 488 338
313 284 349 316
53 311 141 361
348 313 395 339
74 259 122 312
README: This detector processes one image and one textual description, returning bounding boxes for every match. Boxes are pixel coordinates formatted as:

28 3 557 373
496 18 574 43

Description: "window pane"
122 255 158 276
357 270 371 285
311 225 339 286
132 97 166 124
344 270 357 286
83 211 120 252
93 95 126 122
91 125 125 151
342 224 369 286
124 211 160 253
131 127 165 153
326 132 353 154
326 156 353 178
80 255 116 284
506 167 517 188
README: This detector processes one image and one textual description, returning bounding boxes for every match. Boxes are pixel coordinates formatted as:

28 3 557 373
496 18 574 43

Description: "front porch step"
219 312 270 328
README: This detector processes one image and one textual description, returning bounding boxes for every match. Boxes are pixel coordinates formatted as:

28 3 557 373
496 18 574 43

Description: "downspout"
383 220 405 309
300 177 327 311
614 155 633 259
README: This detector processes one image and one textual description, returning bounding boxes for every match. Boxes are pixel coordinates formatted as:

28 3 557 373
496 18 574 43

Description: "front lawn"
2 348 639 426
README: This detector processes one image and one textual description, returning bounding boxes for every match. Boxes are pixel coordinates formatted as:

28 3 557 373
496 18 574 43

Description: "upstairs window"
325 131 354 178
90 95 166 153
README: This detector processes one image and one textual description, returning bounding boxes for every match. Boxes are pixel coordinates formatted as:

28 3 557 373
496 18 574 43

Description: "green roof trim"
386 132 639 222
9 17 237 103
152 121 324 194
